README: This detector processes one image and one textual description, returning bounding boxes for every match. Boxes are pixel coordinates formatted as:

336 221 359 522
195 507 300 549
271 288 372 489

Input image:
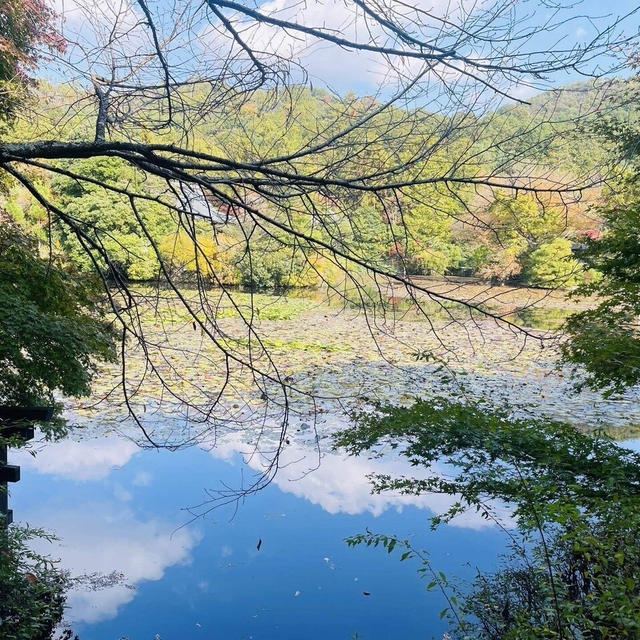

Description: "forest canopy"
4 80 633 286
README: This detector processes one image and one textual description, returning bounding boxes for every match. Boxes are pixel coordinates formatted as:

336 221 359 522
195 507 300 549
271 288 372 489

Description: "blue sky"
210 0 640 91
46 0 640 99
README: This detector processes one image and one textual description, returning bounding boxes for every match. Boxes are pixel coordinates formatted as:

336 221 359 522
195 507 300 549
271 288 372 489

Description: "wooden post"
0 439 11 526
0 406 52 527
0 406 54 421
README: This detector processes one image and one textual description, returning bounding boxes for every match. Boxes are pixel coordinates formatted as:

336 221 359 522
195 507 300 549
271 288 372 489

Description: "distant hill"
482 79 637 174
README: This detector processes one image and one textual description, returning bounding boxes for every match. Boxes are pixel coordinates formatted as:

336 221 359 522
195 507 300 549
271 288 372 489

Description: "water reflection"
15 436 139 480
11 433 507 638
16 432 506 528
209 433 510 528
26 503 200 623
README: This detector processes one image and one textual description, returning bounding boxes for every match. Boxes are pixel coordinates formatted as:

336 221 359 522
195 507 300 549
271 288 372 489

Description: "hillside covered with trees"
3 80 635 290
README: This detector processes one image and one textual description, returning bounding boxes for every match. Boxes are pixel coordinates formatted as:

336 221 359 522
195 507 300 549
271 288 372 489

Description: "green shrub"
0 218 116 419
236 245 312 290
521 237 582 287
0 525 71 640
336 398 640 639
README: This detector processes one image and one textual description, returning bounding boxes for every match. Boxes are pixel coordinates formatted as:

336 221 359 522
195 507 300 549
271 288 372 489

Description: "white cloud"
44 0 161 85
209 432 511 530
198 0 468 88
113 483 133 502
132 470 153 487
47 0 141 43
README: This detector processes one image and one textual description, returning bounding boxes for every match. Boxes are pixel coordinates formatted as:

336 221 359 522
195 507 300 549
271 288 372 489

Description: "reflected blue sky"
11 437 506 639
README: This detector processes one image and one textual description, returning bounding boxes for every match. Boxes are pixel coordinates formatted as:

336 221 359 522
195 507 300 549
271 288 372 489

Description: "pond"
8 290 640 639
10 420 640 639
12 432 512 639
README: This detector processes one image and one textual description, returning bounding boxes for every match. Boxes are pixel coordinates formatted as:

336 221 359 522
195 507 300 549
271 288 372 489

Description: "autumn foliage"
0 0 64 123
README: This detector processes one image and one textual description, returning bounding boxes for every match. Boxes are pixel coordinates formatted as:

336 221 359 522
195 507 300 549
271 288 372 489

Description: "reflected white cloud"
9 425 505 630
13 424 508 531
24 503 200 624
210 432 511 530
621 439 640 453
13 434 198 624
12 437 139 480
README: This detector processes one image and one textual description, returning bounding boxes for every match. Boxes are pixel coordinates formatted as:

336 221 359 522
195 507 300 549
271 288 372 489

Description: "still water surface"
10 368 640 640
9 292 640 638
11 433 510 640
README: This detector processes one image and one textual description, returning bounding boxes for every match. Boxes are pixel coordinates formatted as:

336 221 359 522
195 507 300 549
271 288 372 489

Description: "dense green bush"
236 243 314 290
336 399 640 639
52 157 172 280
0 525 72 640
562 180 640 394
0 217 116 420
521 237 583 287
